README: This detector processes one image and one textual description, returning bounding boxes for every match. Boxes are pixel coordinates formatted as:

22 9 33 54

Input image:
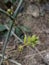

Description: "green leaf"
18 25 31 33
27 36 31 46
31 35 39 43
7 19 13 28
0 24 7 32
4 0 16 4
15 26 23 38
31 35 39 47
31 43 36 48
15 27 21 37
11 0 16 3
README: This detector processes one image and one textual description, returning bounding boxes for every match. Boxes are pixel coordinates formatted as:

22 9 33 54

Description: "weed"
18 35 39 52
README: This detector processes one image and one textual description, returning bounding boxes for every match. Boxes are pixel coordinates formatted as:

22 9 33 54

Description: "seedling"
18 35 39 52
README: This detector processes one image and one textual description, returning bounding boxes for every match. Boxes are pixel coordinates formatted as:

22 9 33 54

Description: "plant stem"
4 25 23 43
0 0 23 65
0 53 21 65
0 20 14 65
0 8 14 20
13 0 23 18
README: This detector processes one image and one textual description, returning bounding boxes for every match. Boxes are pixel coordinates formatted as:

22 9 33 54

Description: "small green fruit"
7 9 13 14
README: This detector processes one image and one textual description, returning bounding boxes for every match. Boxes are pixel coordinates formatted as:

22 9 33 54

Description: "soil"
0 0 49 65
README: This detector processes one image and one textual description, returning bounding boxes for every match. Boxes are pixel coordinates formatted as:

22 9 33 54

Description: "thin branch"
9 59 21 65
13 0 23 18
4 25 23 43
34 47 49 65
3 25 49 65
0 8 14 20
0 54 21 65
0 20 14 65
25 49 47 58
0 0 23 65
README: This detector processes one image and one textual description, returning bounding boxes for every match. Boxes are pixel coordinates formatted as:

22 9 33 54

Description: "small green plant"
18 35 39 52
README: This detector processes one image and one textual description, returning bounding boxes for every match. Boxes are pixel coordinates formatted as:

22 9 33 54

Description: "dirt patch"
0 0 49 65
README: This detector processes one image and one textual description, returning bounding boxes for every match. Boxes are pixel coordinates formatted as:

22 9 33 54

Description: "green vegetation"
0 0 39 65
18 35 39 52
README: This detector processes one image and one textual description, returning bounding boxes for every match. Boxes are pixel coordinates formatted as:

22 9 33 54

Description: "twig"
9 59 21 65
4 24 23 43
25 49 48 58
0 8 14 20
0 0 23 65
0 20 14 65
3 24 49 65
0 54 21 65
34 47 49 65
13 0 23 18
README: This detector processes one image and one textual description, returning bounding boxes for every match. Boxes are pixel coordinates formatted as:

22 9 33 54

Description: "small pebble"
27 4 40 18
44 52 49 65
